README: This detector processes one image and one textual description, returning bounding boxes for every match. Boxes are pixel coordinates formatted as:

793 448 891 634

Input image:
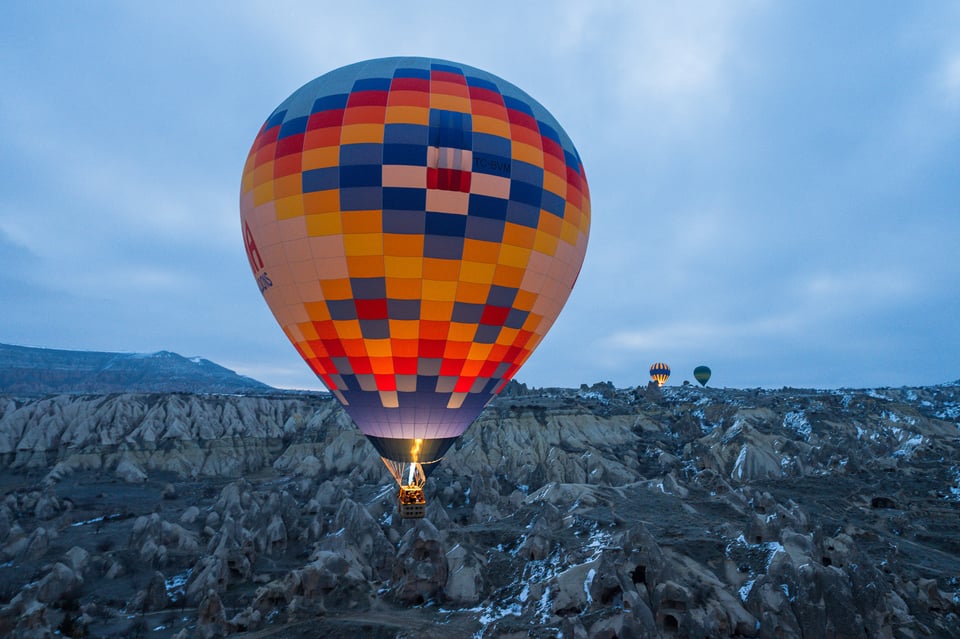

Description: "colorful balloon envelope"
239 57 590 506
694 365 711 387
649 362 670 387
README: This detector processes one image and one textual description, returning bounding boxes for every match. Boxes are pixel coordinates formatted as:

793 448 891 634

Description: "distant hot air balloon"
694 365 711 387
649 362 670 387
240 57 590 518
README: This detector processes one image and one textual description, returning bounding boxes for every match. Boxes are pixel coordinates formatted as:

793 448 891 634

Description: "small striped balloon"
649 362 671 387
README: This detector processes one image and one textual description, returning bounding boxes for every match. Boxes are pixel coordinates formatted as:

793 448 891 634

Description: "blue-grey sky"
2 2 958 390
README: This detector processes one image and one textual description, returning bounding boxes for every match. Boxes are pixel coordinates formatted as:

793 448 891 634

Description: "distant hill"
0 343 274 395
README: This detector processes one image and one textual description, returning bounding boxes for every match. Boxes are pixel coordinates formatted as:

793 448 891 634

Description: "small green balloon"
694 365 711 387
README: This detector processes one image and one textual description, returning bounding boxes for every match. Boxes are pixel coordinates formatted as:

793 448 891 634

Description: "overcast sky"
2 2 958 391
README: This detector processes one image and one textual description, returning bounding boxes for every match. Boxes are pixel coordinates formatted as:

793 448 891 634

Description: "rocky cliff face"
0 382 958 638
0 343 274 395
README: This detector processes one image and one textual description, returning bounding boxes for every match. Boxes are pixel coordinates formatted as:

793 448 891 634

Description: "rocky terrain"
0 380 958 638
0 344 273 395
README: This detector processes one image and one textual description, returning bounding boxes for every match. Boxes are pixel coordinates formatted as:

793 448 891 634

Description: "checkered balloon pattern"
240 57 589 464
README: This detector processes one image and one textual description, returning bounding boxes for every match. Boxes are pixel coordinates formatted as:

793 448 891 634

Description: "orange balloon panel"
240 57 589 462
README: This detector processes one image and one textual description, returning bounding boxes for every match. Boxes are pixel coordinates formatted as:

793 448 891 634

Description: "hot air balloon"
649 362 670 387
694 365 711 387
240 57 590 518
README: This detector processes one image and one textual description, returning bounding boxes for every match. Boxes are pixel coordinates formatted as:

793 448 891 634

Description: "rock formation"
0 382 958 637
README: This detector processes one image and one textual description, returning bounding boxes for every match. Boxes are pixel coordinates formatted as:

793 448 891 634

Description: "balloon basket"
398 485 426 519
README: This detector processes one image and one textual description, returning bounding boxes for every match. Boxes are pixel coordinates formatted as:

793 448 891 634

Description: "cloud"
935 50 960 109
600 314 799 354
799 269 918 308
566 2 765 135
0 86 244 312
609 7 738 100
224 359 323 391
2 92 236 244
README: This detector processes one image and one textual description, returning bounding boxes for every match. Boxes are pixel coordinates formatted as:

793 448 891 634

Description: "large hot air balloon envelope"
649 362 670 387
694 365 711 387
240 57 590 516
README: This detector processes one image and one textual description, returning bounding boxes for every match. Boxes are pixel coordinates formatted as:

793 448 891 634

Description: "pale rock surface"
115 456 147 482
197 588 227 639
392 519 448 604
62 546 89 574
130 570 171 611
444 543 486 604
180 504 200 525
35 562 82 603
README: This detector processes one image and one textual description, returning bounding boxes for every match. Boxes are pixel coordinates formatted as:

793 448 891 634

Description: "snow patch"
948 467 960 502
577 390 609 404
692 408 715 433
471 542 567 636
722 419 746 444
935 402 960 421
70 513 122 527
581 522 614 561
763 541 785 568
732 445 749 481
476 601 522 628
583 568 596 605
165 568 192 603
883 410 917 426
893 433 924 458
783 411 811 440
